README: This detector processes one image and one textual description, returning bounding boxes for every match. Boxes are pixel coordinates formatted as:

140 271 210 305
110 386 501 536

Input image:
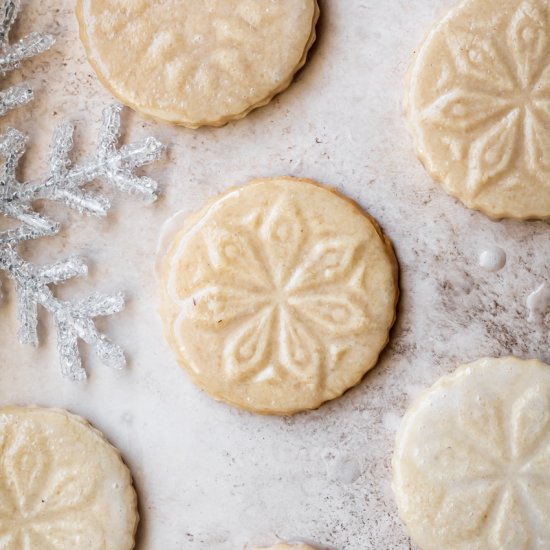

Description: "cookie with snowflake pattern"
159 177 399 415
0 407 138 550
393 357 550 550
407 0 550 219
77 0 319 128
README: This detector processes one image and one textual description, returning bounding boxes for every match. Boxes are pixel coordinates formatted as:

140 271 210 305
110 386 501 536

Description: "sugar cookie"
0 407 138 550
393 357 550 550
159 177 399 415
77 0 319 128
407 0 550 220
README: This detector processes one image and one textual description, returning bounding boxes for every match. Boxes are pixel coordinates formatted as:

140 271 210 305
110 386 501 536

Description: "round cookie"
0 407 138 550
406 0 550 220
77 0 319 128
159 177 399 415
393 357 550 550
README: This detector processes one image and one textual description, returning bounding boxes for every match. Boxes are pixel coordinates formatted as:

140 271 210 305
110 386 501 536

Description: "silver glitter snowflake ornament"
0 104 165 380
0 0 54 116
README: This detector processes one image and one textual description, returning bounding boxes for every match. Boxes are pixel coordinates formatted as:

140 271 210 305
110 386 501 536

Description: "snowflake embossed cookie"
77 0 319 128
159 177 399 415
407 0 550 219
0 407 138 550
393 357 550 550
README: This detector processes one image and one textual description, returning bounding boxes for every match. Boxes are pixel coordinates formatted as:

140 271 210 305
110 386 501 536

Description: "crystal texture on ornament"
0 0 54 116
0 104 165 380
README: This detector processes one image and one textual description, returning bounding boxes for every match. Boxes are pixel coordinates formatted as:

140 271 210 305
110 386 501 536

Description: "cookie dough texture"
159 177 399 415
0 407 138 550
393 357 550 550
77 0 319 128
406 0 550 220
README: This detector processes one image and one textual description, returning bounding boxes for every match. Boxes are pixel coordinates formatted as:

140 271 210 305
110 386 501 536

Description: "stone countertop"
0 0 548 549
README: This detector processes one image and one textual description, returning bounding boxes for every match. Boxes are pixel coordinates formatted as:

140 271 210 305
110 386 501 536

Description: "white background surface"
0 1 548 548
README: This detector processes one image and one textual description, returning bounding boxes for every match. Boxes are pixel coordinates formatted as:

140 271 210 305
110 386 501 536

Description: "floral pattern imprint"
0 409 136 550
395 359 550 550
172 198 371 390
408 0 550 218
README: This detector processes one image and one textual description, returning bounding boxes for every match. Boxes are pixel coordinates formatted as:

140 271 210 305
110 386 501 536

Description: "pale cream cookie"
406 0 550 220
0 407 138 550
159 177 399 415
393 357 550 550
77 0 319 128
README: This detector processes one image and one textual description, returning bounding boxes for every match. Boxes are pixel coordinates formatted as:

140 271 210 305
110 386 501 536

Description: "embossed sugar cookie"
407 0 550 220
77 0 319 128
159 177 399 415
0 407 138 550
393 357 550 550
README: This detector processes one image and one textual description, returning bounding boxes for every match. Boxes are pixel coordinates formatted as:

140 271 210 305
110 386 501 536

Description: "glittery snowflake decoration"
0 0 55 116
0 104 164 380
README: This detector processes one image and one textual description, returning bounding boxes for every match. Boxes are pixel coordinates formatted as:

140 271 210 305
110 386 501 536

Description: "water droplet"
382 412 401 432
479 246 506 272
527 283 550 323
156 209 190 277
325 454 362 485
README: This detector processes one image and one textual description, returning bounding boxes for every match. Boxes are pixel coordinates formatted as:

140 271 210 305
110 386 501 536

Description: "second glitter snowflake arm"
0 245 126 380
10 105 164 215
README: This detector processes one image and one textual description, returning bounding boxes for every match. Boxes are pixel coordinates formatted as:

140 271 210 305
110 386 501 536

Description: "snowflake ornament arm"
0 104 165 380
0 248 125 381
0 0 55 116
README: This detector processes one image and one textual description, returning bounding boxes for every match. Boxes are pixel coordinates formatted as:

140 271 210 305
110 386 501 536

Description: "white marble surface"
0 1 548 549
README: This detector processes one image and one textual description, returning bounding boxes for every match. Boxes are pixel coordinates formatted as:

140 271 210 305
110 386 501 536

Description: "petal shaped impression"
393 357 550 550
0 407 138 550
407 0 550 220
159 177 399 415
